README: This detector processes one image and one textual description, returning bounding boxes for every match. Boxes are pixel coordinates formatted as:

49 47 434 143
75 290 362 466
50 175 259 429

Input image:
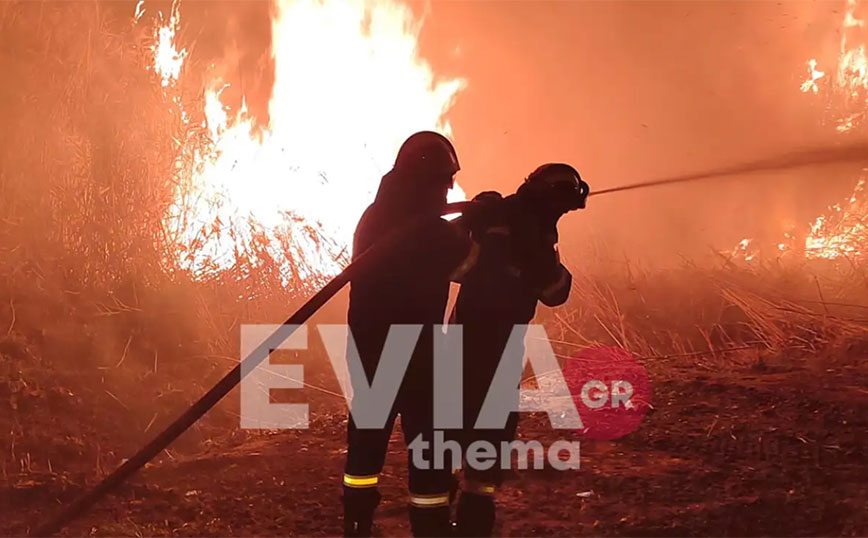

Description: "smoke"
417 0 868 264
5 0 868 272
106 1 868 266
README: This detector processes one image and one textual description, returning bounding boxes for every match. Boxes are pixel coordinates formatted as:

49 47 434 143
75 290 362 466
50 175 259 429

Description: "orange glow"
733 176 868 262
140 0 466 282
801 0 868 259
731 1 868 262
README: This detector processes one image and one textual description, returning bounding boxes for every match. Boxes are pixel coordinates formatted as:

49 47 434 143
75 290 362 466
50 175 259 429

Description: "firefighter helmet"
394 131 460 181
524 163 589 211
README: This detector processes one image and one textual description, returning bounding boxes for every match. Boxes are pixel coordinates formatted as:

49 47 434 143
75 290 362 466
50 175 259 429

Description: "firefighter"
451 163 589 537
343 131 471 537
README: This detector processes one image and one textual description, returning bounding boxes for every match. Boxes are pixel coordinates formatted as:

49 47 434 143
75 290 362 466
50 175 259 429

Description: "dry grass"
0 6 325 485
547 252 868 371
2 1 868 407
3 5 868 521
0 2 326 366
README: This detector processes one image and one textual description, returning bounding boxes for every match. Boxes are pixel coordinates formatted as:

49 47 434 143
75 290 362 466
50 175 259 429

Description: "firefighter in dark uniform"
343 131 471 537
451 164 589 536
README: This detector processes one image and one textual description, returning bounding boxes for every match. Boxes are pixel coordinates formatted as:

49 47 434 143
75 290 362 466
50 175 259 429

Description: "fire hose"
33 201 471 537
33 141 868 536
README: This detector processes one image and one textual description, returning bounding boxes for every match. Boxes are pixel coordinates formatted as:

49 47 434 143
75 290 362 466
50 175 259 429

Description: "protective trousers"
453 323 523 537
343 377 452 537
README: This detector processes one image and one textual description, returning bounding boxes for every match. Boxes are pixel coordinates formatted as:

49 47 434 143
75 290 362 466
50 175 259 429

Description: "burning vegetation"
729 0 868 263
1 0 868 536
142 0 465 283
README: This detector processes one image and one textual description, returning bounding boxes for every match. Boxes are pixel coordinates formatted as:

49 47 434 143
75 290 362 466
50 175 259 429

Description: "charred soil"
2 335 867 537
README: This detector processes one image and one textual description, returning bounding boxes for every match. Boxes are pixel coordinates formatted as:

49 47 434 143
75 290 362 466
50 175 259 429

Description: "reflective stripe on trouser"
344 473 379 488
344 410 391 535
409 492 451 508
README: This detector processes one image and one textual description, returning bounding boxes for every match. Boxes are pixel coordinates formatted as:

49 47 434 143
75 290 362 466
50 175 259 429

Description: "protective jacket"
451 191 572 537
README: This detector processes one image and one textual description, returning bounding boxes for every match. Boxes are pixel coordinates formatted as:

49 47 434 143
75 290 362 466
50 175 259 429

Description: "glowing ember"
140 0 466 283
731 238 758 262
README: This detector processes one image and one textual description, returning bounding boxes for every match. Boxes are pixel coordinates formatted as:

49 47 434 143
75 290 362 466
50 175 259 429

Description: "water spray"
591 142 868 197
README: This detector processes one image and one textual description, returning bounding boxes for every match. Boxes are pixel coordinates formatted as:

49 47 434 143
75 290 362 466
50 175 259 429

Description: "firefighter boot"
454 491 496 537
343 486 381 537
408 505 451 537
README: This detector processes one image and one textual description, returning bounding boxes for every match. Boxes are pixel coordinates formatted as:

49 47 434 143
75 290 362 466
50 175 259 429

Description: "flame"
150 1 186 88
134 0 145 23
800 59 825 94
797 0 868 259
730 1 868 262
803 178 868 259
835 0 868 131
730 238 758 262
140 0 466 283
732 175 868 262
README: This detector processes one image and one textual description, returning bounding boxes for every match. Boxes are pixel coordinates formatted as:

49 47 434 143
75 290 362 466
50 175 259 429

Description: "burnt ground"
2 337 868 537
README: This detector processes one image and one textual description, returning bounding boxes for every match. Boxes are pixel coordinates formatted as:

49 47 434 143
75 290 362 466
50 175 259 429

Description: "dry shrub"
0 1 328 373
549 249 868 369
0 4 348 478
0 2 177 287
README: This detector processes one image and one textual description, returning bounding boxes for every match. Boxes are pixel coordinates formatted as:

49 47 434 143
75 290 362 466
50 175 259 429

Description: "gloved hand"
461 191 504 231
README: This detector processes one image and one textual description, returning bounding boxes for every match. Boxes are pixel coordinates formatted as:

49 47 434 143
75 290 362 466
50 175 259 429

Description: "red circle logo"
561 345 651 440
